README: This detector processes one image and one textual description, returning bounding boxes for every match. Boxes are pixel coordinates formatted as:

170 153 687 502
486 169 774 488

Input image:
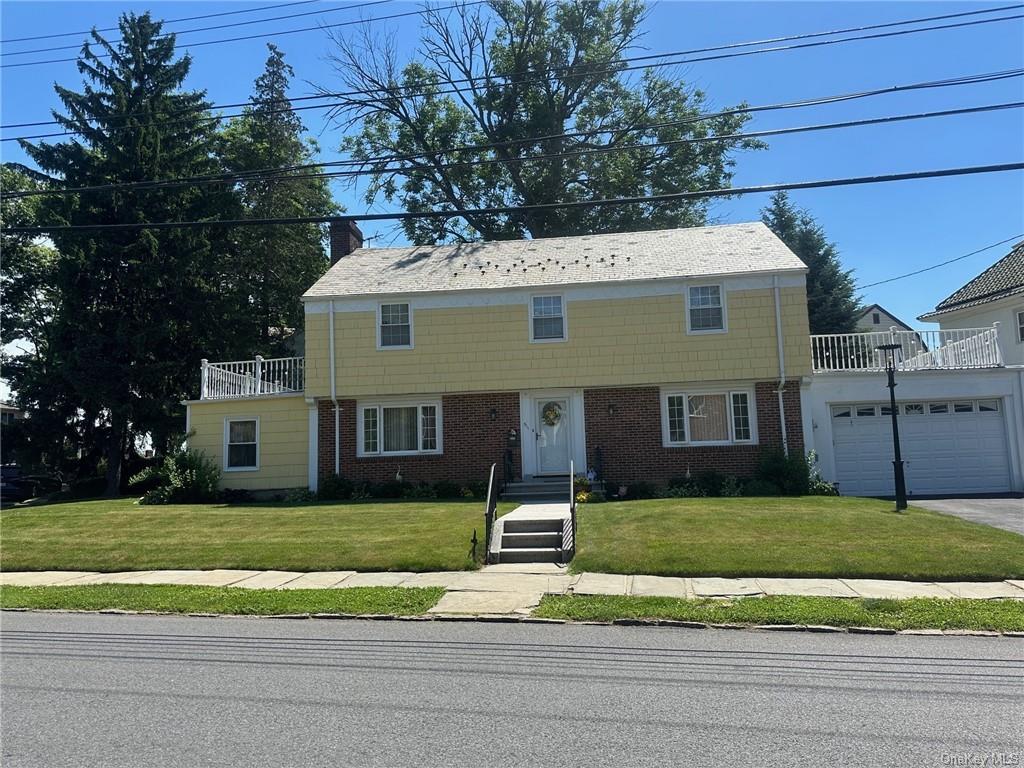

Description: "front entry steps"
501 475 569 503
489 503 571 564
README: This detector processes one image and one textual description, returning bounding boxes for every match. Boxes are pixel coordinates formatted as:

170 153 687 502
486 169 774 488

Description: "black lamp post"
876 343 907 511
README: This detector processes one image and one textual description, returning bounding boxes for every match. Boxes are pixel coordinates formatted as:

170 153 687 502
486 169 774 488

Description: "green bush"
433 480 463 499
625 481 659 500
48 476 108 501
220 487 252 504
694 470 726 497
743 478 781 496
403 481 437 499
284 488 316 503
720 475 744 497
131 442 220 505
317 474 354 501
368 480 412 499
806 450 840 496
756 449 810 496
665 481 707 498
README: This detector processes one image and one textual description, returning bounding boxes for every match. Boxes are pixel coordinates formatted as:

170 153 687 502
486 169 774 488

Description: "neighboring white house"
806 240 1024 497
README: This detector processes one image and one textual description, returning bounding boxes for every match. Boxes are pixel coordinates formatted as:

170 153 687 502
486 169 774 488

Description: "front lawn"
534 594 1024 632
573 497 1024 581
0 498 515 573
0 584 443 616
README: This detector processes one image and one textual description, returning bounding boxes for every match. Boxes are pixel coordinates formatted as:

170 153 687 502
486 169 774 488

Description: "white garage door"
831 398 1010 496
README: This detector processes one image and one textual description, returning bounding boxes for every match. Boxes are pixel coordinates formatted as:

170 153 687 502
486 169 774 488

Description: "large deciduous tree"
762 191 861 334
320 0 761 244
20 13 240 494
219 44 337 351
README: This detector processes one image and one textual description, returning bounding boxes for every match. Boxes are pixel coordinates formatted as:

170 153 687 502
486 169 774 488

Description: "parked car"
0 465 33 504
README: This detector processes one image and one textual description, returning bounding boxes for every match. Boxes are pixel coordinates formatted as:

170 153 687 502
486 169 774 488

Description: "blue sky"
1 0 1022 332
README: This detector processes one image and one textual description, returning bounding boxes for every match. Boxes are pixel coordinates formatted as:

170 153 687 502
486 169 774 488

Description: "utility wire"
1 0 392 57
8 101 1020 199
3 10 1021 131
857 234 1024 289
0 0 320 44
0 1 489 69
5 163 1022 234
3 14 1021 140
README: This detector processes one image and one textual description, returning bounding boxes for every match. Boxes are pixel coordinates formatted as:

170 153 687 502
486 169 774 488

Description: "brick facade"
583 381 804 486
316 381 803 488
318 392 521 484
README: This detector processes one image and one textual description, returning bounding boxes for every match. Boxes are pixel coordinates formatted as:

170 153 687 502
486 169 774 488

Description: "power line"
3 13 1021 141
1 0 391 57
5 162 1021 234
4 6 1018 130
856 234 1024 289
0 1 321 44
8 101 1020 199
0 1 489 69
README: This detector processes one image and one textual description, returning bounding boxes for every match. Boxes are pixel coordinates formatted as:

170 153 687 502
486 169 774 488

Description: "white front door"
536 398 571 475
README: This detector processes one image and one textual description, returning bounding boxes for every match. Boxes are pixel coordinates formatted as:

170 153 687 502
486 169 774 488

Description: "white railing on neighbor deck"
810 325 1002 373
200 356 305 400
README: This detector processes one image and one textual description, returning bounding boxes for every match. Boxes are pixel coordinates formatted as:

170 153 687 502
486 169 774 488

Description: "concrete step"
500 531 562 549
503 518 564 534
498 547 563 564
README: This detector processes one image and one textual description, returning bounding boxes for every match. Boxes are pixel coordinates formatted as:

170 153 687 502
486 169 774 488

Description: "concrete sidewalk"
3 565 1023 615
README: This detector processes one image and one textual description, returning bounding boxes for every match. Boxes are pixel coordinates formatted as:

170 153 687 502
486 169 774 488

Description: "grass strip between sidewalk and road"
534 594 1024 632
0 584 445 616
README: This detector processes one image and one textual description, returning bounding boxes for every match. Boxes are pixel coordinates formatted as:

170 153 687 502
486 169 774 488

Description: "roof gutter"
773 275 789 457
329 299 340 477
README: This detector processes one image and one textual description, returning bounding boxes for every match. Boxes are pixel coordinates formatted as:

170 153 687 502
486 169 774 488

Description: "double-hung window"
379 303 412 348
531 295 565 341
662 390 754 445
687 285 725 333
359 401 441 455
1017 310 1024 343
225 418 258 471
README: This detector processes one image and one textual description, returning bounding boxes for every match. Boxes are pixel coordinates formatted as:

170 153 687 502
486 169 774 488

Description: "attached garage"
830 398 1011 496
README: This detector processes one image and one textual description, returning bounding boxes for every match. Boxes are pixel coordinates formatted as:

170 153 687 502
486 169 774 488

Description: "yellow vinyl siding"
187 394 308 490
304 286 811 397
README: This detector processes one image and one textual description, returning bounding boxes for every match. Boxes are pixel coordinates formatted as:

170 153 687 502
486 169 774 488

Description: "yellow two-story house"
185 219 813 492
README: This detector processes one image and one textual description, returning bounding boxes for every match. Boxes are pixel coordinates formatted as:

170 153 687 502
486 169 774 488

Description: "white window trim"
376 302 414 350
660 387 757 447
1015 309 1024 343
223 416 260 472
528 293 568 343
685 283 728 335
357 399 443 457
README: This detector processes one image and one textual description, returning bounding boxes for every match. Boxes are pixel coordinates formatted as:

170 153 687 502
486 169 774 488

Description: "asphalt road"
2 612 1022 768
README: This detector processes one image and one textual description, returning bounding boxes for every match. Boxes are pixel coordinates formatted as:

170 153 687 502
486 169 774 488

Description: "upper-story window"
378 302 412 348
687 285 725 333
530 295 566 342
872 312 881 325
1016 310 1024 343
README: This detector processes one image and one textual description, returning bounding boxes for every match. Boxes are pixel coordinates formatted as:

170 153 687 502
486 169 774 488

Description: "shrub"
132 443 220 505
49 476 108 501
756 449 810 496
743 478 781 497
573 474 591 494
625 481 659 500
219 487 252 504
433 480 463 499
694 470 726 497
284 488 316 503
806 450 840 496
317 474 354 501
368 480 411 499
465 480 489 499
403 481 437 499
575 490 592 504
665 481 707 498
720 475 744 497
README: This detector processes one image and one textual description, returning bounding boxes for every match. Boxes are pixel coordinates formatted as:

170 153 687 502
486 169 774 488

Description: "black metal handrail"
483 462 498 564
567 460 577 560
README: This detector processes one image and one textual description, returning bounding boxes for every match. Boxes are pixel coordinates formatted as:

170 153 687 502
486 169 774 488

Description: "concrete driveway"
912 498 1024 535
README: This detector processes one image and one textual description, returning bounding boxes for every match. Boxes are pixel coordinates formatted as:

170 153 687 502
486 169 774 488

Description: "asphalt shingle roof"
919 240 1024 320
303 222 806 299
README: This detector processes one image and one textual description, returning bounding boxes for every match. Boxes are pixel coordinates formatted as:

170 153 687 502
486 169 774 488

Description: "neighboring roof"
856 303 914 331
919 240 1024 320
303 222 806 299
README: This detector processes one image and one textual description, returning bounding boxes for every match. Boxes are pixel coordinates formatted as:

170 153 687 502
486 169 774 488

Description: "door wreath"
541 401 563 427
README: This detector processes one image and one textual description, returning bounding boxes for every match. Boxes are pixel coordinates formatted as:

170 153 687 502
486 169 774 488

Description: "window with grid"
531 295 565 341
1017 311 1024 343
688 286 724 331
666 395 687 443
664 391 753 445
731 393 752 440
379 303 411 347
226 419 257 469
360 402 441 455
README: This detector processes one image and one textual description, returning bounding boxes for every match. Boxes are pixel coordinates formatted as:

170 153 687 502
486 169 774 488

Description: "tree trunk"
104 416 127 497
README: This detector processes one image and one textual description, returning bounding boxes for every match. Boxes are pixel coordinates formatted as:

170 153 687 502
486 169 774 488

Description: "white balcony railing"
811 326 1002 373
200 356 305 400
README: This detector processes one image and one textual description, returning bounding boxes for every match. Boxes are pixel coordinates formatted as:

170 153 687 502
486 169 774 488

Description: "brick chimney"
329 219 364 265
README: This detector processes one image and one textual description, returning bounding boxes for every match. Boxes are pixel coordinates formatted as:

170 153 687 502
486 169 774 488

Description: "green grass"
0 584 444 616
535 594 1024 632
0 498 515 573
572 497 1024 581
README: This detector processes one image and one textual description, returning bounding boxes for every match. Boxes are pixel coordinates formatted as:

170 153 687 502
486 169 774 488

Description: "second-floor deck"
200 356 305 400
810 325 1003 373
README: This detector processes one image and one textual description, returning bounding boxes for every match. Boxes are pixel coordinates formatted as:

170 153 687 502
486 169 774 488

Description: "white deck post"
200 359 209 400
254 355 264 396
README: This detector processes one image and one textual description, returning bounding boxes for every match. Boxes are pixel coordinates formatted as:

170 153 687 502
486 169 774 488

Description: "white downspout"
773 276 789 457
329 299 340 476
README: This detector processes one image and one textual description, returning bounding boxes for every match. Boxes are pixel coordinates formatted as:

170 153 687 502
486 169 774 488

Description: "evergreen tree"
21 13 240 494
762 192 861 334
219 44 337 351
